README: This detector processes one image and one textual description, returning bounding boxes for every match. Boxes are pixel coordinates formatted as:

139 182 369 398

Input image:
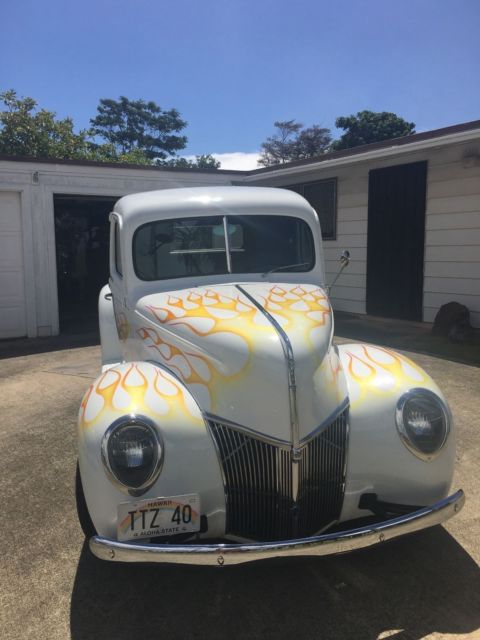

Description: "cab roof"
113 186 318 230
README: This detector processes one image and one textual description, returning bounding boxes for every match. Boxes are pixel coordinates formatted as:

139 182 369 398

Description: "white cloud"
183 152 261 171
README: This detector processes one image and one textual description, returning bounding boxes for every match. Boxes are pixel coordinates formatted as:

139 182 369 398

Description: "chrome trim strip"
90 489 465 566
236 284 300 500
223 216 232 273
236 284 299 448
204 412 291 448
299 397 350 446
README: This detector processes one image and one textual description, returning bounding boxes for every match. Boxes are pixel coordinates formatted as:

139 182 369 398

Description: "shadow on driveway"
70 526 480 640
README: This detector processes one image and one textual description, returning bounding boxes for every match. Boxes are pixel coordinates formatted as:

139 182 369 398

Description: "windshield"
133 214 315 281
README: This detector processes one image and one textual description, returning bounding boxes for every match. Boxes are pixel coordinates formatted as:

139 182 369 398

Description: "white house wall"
246 140 480 328
424 152 480 327
0 160 233 338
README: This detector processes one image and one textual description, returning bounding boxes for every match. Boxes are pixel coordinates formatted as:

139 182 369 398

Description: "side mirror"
326 249 351 295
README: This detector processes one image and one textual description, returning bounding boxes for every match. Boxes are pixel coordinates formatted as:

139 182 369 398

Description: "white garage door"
0 192 27 338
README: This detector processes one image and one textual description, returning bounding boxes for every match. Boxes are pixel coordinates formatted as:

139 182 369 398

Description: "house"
0 119 479 339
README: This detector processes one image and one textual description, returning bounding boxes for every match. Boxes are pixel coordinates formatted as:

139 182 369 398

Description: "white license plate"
117 494 201 542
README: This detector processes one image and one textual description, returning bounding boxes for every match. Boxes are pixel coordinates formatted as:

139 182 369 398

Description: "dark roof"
0 119 479 175
0 154 245 175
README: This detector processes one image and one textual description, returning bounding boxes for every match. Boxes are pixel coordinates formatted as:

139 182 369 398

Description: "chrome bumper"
89 489 464 566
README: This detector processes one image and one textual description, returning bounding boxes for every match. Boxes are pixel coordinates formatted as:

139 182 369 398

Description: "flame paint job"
79 362 202 430
338 344 430 406
131 283 339 438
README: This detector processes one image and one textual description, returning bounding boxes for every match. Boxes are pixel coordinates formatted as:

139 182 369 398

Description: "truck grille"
208 408 348 541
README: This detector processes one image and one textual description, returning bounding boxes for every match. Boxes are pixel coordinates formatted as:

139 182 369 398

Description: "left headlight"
396 388 450 461
101 415 164 495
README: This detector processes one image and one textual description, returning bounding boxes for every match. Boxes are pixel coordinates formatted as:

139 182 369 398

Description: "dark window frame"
132 214 316 282
284 178 337 241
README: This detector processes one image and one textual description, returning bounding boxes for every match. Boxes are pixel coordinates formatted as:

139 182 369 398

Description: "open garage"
54 194 116 333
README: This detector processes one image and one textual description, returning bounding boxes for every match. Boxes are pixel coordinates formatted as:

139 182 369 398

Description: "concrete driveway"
1 341 479 640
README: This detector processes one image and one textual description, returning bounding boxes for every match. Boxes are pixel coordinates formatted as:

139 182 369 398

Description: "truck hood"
134 283 347 442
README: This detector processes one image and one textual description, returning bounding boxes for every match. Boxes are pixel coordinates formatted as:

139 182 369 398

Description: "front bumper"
89 489 464 566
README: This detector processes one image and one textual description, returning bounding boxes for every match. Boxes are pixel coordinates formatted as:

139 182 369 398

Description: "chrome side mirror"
326 250 351 295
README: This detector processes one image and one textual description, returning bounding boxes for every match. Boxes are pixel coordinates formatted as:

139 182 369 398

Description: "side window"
285 179 337 240
114 221 123 276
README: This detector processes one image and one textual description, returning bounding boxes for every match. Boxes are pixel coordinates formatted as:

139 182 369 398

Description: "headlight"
396 388 450 461
101 416 163 495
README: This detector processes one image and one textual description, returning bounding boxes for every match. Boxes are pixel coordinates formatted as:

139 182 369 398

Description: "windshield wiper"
262 262 311 277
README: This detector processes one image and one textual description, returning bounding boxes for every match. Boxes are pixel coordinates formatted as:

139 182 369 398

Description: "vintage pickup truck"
76 186 464 566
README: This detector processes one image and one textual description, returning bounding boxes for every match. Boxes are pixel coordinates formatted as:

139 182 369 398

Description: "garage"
0 191 26 338
54 194 117 333
0 157 236 338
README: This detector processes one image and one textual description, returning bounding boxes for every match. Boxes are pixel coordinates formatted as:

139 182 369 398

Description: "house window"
285 179 337 240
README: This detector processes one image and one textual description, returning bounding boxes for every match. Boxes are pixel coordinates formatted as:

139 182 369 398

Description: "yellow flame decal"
79 363 200 429
140 290 269 401
147 289 258 337
345 345 427 404
138 285 333 407
262 285 331 330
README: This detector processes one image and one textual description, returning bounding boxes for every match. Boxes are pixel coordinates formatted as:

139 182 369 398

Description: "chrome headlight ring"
101 414 164 496
395 388 451 462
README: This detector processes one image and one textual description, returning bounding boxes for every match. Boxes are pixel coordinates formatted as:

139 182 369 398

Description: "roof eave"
241 127 480 182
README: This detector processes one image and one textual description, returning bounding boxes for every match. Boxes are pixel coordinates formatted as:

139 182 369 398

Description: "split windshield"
132 214 315 281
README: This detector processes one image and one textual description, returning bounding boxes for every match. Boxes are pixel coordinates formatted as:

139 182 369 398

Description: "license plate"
117 494 200 542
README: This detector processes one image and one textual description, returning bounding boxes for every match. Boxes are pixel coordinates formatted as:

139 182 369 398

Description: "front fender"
78 361 226 539
337 343 456 522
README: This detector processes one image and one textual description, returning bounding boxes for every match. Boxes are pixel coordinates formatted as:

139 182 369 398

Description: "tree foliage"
331 110 416 150
0 89 91 159
159 154 221 169
90 96 188 160
0 89 221 168
258 120 331 167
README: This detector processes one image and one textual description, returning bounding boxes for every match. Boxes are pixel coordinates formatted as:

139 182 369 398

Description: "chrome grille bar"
208 408 348 541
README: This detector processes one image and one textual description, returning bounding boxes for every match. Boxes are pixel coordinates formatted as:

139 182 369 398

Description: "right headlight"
101 415 164 495
395 388 450 461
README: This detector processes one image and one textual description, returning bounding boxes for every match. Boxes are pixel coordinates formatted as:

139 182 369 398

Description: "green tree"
331 110 416 150
160 154 221 169
90 96 188 161
258 120 331 166
0 89 90 159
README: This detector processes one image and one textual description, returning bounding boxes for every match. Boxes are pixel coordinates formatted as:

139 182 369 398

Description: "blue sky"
1 0 479 168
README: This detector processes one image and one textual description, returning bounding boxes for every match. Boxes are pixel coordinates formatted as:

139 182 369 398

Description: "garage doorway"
54 194 118 333
366 161 427 321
